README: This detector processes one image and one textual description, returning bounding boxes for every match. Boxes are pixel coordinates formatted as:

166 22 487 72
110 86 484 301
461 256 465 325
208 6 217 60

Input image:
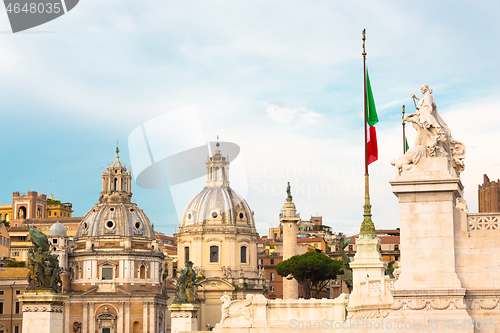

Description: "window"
348 245 353 251
270 259 274 265
215 167 219 181
240 246 247 264
257 259 262 265
49 211 52 216
102 267 113 280
394 245 399 250
270 273 275 281
52 238 58 245
15 290 20 295
313 243 318 248
14 325 19 333
54 212 57 216
12 252 19 257
270 286 275 292
0 290 4 295
184 247 190 263
15 301 20 314
0 302 3 314
210 246 219 263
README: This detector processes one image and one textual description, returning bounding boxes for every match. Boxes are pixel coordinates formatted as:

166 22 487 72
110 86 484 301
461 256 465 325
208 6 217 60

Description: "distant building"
0 267 29 333
479 174 500 212
0 191 73 222
330 229 400 265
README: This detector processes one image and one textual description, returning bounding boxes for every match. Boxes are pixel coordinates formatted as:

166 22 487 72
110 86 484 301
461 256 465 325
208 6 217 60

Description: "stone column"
20 292 67 333
65 301 70 333
88 303 94 333
82 302 88 333
386 156 472 332
149 302 154 333
125 303 130 333
117 302 124 333
168 303 200 333
280 195 300 299
143 302 148 333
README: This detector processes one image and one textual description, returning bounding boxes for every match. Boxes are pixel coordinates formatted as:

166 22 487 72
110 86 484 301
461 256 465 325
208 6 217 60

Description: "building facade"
65 149 169 333
478 174 500 212
175 142 265 329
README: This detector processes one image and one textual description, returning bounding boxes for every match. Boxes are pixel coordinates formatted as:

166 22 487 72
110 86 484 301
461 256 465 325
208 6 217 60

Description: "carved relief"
391 299 466 311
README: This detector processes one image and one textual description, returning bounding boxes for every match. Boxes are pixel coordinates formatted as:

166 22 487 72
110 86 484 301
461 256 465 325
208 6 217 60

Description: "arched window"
133 322 140 333
184 246 190 264
241 246 247 264
215 167 219 181
140 265 146 279
18 206 27 219
37 208 41 218
222 168 226 182
210 167 213 180
210 246 219 263
114 178 118 191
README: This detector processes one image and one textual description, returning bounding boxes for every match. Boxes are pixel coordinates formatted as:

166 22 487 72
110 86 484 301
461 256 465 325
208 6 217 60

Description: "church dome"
75 147 155 239
76 202 154 238
180 187 254 227
49 221 67 237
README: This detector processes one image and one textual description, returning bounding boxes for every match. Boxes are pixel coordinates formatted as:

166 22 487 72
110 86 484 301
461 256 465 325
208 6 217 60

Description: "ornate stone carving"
468 299 500 310
468 214 500 231
391 299 467 311
22 304 64 313
221 266 232 279
219 294 253 327
193 266 204 277
391 84 465 176
347 308 391 319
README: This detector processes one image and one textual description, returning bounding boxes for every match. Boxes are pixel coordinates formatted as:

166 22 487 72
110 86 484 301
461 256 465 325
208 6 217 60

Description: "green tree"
7 260 26 267
0 219 9 227
276 251 342 299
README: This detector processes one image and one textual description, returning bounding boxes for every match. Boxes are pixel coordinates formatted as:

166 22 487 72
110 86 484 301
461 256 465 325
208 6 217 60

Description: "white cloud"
265 104 321 124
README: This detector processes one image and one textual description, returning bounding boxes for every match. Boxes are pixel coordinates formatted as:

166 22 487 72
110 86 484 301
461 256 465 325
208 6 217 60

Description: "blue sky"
0 1 499 236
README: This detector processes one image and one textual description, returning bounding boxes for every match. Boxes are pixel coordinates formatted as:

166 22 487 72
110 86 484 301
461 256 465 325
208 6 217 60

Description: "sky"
0 0 499 237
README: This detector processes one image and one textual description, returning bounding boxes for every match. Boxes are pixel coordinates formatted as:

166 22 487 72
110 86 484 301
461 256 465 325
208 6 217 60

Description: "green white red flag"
366 69 378 165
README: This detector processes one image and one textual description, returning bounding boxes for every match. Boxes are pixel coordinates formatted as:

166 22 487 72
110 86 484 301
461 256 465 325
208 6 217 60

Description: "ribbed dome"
76 202 154 238
49 221 67 237
180 187 254 227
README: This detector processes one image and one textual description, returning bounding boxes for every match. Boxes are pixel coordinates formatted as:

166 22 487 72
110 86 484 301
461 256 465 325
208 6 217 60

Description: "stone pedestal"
348 234 392 318
168 303 200 333
350 234 386 283
386 157 472 332
19 291 67 333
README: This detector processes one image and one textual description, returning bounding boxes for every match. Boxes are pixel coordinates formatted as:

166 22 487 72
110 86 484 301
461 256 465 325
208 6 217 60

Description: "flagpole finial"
362 29 367 57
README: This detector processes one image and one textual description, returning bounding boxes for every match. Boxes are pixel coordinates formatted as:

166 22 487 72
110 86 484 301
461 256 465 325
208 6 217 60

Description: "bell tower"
99 145 132 203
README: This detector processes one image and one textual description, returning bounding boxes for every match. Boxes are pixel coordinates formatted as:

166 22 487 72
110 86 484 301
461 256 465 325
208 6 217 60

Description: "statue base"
168 303 200 333
19 291 67 333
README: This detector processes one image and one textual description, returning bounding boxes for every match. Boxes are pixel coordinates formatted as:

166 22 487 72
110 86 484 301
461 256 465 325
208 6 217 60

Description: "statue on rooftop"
286 182 292 200
391 84 465 176
26 227 63 293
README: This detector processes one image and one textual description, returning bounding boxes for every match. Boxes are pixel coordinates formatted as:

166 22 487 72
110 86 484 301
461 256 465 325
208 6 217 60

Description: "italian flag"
366 69 378 165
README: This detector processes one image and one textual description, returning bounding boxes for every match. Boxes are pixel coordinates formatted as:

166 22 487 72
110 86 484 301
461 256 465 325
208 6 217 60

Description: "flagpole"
402 105 406 154
360 29 375 235
363 29 367 176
